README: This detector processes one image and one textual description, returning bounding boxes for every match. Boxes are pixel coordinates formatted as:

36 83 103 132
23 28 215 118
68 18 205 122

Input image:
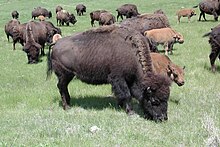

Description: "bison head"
167 64 185 86
174 33 184 44
23 43 41 64
141 74 171 122
69 14 77 25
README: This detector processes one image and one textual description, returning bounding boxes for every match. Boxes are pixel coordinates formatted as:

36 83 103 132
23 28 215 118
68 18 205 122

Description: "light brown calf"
151 53 185 86
176 8 196 23
52 34 62 43
144 27 184 55
38 15 45 21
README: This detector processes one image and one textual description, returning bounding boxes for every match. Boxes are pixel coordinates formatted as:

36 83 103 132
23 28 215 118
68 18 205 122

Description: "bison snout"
177 81 184 86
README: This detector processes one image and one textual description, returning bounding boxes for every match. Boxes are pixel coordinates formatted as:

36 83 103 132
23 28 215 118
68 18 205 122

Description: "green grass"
0 0 220 146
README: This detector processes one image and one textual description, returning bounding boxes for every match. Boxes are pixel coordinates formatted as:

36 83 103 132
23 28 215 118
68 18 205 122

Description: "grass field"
0 0 220 146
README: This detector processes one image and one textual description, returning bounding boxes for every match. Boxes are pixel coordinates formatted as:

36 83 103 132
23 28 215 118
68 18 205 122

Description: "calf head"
69 14 77 25
141 74 171 122
167 64 185 86
190 10 196 17
174 33 184 44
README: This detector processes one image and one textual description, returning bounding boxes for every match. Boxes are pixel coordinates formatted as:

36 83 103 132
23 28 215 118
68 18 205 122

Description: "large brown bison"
99 12 116 26
5 19 20 42
116 4 139 21
120 13 170 34
90 10 108 27
32 7 52 19
194 0 220 21
151 53 185 86
76 4 86 16
47 25 171 122
56 10 77 26
11 10 19 19
203 24 220 72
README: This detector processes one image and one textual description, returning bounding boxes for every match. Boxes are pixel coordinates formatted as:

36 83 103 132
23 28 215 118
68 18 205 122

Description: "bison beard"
47 25 171 122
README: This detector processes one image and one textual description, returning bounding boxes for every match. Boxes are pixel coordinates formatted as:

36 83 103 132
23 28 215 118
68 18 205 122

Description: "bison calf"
151 53 185 86
11 10 19 19
99 12 116 26
76 4 86 16
144 27 184 55
176 8 196 23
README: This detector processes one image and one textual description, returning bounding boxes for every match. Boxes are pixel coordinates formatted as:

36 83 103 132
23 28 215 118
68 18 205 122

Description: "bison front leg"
57 74 74 110
109 76 133 115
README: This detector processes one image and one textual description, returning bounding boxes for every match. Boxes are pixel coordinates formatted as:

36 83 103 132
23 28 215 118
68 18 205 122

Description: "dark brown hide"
116 4 139 21
120 13 170 34
203 25 220 72
47 25 171 122
56 11 77 26
76 4 86 16
99 12 116 26
11 10 19 19
55 6 63 14
90 10 108 27
194 0 220 21
32 7 52 19
4 19 20 43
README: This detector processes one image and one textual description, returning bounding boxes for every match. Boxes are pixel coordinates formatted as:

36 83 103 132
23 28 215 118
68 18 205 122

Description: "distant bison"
32 7 52 19
99 12 116 26
176 8 196 23
151 53 185 86
5 19 20 42
90 10 108 27
76 4 86 16
203 25 220 72
11 10 19 19
55 5 63 14
144 27 184 55
116 4 139 21
47 25 171 122
194 0 220 21
56 10 77 26
120 13 170 34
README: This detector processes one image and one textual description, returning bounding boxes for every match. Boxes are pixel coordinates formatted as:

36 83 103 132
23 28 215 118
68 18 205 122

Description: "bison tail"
193 5 198 8
202 32 211 37
46 43 55 80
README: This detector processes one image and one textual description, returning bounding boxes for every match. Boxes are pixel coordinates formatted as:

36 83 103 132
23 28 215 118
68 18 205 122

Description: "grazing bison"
176 8 196 23
151 53 185 86
4 19 20 42
23 22 42 64
11 10 19 19
32 7 52 19
90 10 108 27
144 27 184 55
55 5 63 14
99 12 116 26
116 4 139 21
203 25 220 72
194 0 220 21
120 13 170 34
56 10 77 26
47 25 171 122
76 4 86 16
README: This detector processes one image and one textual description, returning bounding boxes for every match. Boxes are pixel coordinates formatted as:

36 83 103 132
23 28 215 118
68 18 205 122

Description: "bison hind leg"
56 71 75 110
109 76 134 115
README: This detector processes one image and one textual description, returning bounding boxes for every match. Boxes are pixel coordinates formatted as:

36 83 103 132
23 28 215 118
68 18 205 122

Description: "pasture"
0 0 220 146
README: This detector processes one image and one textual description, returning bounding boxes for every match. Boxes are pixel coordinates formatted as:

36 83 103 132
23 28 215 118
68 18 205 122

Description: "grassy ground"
0 0 220 146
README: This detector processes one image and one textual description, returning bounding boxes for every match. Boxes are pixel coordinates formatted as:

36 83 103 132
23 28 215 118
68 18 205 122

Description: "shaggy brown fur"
90 10 108 27
120 13 170 34
151 53 185 86
47 25 171 122
203 24 220 72
11 10 19 19
176 8 196 23
116 4 139 21
144 27 184 55
99 12 116 26
76 4 86 16
4 19 20 43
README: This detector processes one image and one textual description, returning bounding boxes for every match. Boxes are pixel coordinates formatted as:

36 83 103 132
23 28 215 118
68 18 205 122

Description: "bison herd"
4 0 220 122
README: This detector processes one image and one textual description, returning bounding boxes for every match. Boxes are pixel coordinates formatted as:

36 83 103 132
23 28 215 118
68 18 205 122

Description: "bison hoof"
63 105 71 110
